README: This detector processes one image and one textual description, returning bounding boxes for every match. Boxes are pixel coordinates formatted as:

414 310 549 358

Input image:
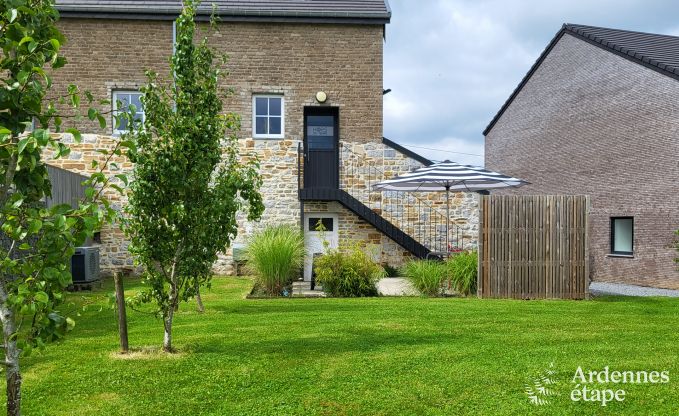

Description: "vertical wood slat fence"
45 165 88 209
478 195 590 299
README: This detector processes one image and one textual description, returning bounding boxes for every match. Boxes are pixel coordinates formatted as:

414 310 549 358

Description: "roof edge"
484 24 679 135
483 26 566 136
565 24 679 82
57 4 391 24
59 11 390 24
382 137 433 166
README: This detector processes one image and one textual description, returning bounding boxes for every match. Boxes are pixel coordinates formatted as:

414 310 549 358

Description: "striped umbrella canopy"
372 160 528 253
372 160 527 192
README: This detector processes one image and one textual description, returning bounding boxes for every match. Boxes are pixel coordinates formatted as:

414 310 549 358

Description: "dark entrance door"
304 107 339 189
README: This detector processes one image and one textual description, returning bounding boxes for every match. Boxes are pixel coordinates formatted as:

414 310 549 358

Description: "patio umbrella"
372 160 528 251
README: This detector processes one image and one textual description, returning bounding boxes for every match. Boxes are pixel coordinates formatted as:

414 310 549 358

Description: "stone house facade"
50 1 479 277
485 24 679 289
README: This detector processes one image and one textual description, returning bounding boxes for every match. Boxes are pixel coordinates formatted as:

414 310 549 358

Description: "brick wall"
53 19 383 142
485 33 679 289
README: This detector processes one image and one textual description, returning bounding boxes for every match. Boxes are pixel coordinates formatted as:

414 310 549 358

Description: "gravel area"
589 282 679 298
377 277 418 296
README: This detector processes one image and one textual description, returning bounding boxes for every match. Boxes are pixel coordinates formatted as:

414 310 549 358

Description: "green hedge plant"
445 251 478 296
401 260 446 297
246 224 305 295
314 245 385 297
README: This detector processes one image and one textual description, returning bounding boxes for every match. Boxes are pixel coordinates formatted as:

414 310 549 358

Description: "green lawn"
5 277 679 415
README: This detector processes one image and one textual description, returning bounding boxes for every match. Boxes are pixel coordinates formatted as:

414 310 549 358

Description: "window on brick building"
610 217 633 255
113 91 145 134
253 95 284 139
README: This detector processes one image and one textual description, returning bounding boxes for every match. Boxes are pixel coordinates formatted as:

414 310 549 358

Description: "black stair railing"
338 142 464 253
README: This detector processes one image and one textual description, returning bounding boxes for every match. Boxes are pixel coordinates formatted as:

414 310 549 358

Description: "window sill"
607 254 634 259
253 136 284 140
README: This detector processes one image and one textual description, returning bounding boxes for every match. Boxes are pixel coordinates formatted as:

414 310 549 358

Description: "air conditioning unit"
71 246 100 283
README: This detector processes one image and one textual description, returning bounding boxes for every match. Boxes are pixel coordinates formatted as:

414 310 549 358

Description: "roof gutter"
57 6 391 24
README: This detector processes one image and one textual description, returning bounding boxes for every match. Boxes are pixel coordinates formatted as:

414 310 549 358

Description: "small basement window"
113 91 144 134
253 95 284 139
308 217 334 232
610 217 633 255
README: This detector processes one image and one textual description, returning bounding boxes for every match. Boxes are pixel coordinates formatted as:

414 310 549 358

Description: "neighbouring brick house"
49 0 479 278
485 24 679 289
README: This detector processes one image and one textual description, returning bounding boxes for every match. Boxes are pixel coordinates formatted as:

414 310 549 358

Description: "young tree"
125 0 264 352
0 1 127 415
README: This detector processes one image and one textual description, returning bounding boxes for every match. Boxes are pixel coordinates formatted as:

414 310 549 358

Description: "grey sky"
383 0 679 165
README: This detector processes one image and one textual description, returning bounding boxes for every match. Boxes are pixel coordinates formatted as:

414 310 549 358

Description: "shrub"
401 260 446 297
314 245 385 297
382 263 400 277
245 224 305 295
445 251 478 296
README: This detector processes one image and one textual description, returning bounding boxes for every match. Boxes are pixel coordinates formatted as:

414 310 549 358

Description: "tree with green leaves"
0 1 128 415
125 0 264 352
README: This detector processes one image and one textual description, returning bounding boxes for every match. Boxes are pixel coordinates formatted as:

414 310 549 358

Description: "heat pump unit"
71 246 100 283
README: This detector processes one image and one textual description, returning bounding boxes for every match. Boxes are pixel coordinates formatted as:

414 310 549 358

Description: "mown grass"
4 277 678 415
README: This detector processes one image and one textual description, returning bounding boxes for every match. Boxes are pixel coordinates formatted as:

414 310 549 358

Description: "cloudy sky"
383 0 679 165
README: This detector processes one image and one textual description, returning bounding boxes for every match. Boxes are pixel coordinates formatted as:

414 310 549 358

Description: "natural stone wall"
45 134 132 271
302 201 414 267
46 135 480 275
340 141 479 252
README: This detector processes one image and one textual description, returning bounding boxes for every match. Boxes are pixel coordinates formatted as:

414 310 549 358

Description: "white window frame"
112 90 145 135
252 95 284 139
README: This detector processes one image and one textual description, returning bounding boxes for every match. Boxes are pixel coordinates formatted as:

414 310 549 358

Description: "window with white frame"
113 91 144 134
253 95 284 139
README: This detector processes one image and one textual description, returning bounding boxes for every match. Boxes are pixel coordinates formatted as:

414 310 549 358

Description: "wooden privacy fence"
45 165 87 209
478 195 590 299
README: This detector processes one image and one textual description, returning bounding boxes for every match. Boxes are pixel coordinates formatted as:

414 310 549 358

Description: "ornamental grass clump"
445 251 478 296
246 224 305 295
314 245 385 297
401 260 446 297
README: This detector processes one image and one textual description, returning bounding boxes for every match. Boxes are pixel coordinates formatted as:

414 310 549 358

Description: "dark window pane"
255 97 268 116
116 94 130 110
309 217 333 231
269 117 281 135
308 136 334 150
307 115 333 126
255 117 268 135
269 98 282 116
131 93 143 111
117 115 128 131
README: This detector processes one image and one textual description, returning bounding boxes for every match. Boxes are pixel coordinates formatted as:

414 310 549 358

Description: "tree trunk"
163 247 182 352
163 280 179 352
0 303 21 416
195 281 204 313
162 305 174 353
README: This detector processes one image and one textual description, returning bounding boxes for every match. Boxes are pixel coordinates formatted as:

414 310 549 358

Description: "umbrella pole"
446 186 450 254
446 186 451 292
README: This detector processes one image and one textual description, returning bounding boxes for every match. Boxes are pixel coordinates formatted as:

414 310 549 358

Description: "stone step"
292 280 325 297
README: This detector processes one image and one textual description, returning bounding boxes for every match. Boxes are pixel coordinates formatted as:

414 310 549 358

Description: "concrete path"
377 277 418 296
589 282 679 298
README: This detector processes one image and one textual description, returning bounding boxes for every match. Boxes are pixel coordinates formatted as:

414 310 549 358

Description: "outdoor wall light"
315 91 327 103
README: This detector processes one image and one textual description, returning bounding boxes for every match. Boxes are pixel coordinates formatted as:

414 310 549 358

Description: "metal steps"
299 187 431 259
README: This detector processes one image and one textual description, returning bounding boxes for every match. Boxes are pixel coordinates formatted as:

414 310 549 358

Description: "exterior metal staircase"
297 143 464 259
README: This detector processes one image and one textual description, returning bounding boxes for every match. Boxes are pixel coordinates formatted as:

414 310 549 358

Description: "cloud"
383 0 679 167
